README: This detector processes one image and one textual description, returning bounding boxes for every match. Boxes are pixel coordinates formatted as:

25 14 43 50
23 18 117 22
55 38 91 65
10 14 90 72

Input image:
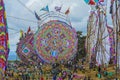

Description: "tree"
76 31 86 59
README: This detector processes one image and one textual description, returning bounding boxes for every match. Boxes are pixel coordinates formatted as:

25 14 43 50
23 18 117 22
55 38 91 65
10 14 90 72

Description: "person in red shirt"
40 74 44 80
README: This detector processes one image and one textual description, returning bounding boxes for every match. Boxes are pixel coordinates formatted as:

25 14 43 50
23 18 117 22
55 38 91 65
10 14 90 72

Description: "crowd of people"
1 58 118 80
3 59 86 80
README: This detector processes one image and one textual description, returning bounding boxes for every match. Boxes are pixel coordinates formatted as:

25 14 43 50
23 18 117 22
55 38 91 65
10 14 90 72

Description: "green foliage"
76 31 86 59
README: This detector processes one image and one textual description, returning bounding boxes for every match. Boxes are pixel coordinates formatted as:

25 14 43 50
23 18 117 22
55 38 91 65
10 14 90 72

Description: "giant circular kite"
34 20 78 63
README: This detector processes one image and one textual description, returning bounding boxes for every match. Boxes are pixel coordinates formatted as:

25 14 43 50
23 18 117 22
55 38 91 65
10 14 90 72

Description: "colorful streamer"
85 0 112 66
107 26 115 61
0 0 9 77
110 0 120 68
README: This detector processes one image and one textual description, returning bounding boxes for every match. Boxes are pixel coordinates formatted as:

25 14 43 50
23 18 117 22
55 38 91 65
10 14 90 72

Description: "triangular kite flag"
55 5 62 12
20 30 23 38
40 5 49 12
27 26 31 34
65 8 70 15
34 11 41 20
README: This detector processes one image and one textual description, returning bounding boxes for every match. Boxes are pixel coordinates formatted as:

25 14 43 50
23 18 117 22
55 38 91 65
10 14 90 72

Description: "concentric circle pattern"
34 20 78 63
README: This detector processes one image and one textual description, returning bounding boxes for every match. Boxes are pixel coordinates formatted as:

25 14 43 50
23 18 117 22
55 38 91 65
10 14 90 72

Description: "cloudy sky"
3 0 112 59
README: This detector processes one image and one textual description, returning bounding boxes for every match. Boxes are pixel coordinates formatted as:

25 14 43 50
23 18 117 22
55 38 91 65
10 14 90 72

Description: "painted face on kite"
34 20 78 63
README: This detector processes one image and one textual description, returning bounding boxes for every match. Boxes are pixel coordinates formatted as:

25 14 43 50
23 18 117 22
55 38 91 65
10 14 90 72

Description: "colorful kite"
0 0 9 77
85 0 112 66
16 27 42 65
110 0 120 68
84 0 105 5
84 0 99 5
17 9 77 63
34 20 78 63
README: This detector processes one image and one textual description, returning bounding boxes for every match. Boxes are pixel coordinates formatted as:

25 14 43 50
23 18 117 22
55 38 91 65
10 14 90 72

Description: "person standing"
40 74 44 80
98 66 101 74
53 74 57 80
